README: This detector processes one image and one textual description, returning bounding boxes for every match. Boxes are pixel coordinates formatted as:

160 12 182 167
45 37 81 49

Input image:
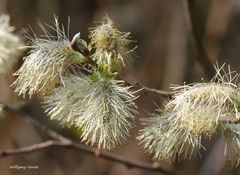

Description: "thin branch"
136 82 174 97
0 102 183 175
0 140 59 157
125 81 174 97
183 0 216 79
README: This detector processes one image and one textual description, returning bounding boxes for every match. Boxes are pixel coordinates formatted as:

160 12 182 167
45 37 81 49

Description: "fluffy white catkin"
0 15 23 75
138 64 240 165
13 17 85 97
44 74 138 150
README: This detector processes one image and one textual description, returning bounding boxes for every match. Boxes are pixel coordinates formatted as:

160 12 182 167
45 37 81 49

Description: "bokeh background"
0 0 240 175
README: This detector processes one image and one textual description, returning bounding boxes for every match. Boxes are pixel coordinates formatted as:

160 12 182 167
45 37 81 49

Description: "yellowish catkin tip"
167 64 240 136
168 83 239 136
89 16 134 71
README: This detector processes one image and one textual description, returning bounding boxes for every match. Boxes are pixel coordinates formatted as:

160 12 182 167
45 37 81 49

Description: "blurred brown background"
0 0 240 175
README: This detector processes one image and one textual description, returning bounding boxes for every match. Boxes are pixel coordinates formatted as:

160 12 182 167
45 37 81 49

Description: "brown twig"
125 81 174 98
0 102 183 175
183 0 216 79
136 82 174 97
0 140 60 157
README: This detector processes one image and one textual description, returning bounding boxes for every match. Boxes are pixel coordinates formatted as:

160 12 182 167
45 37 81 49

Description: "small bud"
70 32 90 57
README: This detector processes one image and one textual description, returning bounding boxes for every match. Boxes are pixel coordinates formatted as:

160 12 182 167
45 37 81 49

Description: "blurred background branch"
183 0 215 79
0 102 183 175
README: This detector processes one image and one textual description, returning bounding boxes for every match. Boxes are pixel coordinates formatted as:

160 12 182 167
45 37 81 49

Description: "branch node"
94 149 100 157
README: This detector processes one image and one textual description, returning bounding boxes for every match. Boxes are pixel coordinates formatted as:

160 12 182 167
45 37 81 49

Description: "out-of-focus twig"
0 102 183 175
183 0 216 79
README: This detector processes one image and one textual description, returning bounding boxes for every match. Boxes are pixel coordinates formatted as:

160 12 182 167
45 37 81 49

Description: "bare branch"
125 81 174 97
0 102 184 175
0 140 59 157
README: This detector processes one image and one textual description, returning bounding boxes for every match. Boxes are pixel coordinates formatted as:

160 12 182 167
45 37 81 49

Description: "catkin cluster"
12 14 240 167
13 16 137 149
138 64 240 166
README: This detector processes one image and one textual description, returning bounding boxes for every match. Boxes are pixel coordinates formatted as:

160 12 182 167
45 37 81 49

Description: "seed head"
89 16 133 71
0 15 23 75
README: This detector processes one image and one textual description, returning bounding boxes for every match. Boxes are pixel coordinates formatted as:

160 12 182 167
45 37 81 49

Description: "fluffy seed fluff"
13 17 85 97
138 64 240 164
0 15 23 75
89 16 133 70
44 74 137 150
